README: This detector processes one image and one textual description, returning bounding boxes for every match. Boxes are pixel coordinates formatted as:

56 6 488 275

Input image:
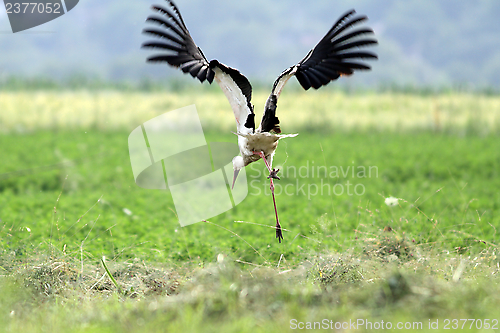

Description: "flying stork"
142 0 377 242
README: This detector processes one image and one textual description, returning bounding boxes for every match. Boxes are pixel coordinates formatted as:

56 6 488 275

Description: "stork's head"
231 156 245 189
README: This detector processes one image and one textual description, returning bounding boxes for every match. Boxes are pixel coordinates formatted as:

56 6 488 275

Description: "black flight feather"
293 9 378 90
142 3 215 83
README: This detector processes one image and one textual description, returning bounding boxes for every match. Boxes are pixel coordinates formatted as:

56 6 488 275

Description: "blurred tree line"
0 0 498 89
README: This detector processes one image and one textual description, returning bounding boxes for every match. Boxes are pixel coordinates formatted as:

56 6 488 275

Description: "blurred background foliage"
0 0 499 90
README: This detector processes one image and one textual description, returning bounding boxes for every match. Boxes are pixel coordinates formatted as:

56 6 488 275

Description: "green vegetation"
1 90 499 332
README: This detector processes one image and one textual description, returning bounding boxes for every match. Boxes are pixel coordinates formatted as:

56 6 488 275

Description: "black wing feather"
330 39 378 54
151 3 188 35
142 41 185 53
322 9 356 41
294 10 378 90
260 9 377 133
270 9 378 94
143 0 255 132
336 51 378 59
142 28 186 46
145 17 185 42
142 2 215 83
196 65 209 81
295 71 313 91
260 95 280 133
327 16 368 41
332 28 374 46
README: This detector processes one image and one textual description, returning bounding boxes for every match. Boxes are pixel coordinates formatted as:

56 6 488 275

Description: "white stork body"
143 0 377 242
237 132 298 167
212 66 296 182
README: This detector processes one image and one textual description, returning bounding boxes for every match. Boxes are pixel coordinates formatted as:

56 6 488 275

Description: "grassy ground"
1 89 500 332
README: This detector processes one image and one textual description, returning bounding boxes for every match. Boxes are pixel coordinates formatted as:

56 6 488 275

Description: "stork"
142 0 377 242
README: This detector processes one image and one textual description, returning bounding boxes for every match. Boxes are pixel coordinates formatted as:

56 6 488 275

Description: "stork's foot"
267 168 280 180
276 221 283 243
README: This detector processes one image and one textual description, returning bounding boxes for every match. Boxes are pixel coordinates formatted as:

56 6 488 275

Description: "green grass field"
1 89 500 332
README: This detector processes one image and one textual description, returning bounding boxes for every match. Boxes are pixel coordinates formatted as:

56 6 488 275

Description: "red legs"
253 151 283 243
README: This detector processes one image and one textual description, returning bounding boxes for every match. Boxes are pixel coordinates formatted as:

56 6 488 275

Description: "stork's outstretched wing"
258 9 377 133
142 0 255 135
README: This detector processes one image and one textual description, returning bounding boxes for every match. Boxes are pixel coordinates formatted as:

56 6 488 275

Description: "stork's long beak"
232 169 240 189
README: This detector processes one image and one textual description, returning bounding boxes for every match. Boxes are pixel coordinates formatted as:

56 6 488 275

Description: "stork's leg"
252 151 283 242
270 183 283 242
252 151 280 180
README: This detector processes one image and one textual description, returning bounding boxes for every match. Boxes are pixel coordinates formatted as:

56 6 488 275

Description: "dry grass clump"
362 227 417 261
11 257 183 300
23 261 79 297
312 257 364 287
